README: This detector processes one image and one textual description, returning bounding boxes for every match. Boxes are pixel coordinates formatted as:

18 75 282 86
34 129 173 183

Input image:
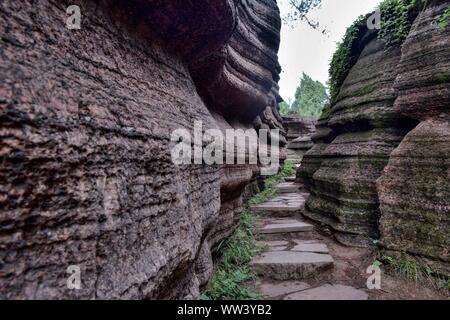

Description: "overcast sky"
277 0 382 103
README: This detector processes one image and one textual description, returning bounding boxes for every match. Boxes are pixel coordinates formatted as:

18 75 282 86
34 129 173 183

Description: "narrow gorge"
0 0 449 300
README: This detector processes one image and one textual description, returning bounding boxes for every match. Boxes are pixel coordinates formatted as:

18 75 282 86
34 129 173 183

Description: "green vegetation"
291 73 329 117
203 161 296 300
202 208 262 300
378 0 420 47
279 73 329 117
329 0 422 101
328 15 367 101
279 101 291 115
249 161 296 206
374 253 450 292
438 7 450 29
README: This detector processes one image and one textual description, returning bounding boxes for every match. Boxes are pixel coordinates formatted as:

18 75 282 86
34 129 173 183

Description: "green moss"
353 84 377 97
438 6 450 29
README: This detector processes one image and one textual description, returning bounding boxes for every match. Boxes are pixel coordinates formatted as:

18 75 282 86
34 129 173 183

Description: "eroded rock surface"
377 2 450 271
299 0 449 272
283 114 317 162
302 34 416 246
0 0 283 299
297 105 335 189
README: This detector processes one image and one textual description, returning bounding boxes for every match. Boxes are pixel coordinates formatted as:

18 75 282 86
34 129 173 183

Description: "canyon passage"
0 0 449 300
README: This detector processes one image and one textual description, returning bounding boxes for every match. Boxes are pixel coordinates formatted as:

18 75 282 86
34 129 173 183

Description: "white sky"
278 0 382 103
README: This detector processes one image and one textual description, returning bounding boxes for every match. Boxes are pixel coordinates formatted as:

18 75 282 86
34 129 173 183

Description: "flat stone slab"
284 284 368 300
259 240 289 247
258 240 289 251
275 182 300 193
258 281 311 299
260 221 313 234
285 176 296 182
251 251 334 280
292 240 329 254
263 218 306 225
251 193 307 215
270 246 287 251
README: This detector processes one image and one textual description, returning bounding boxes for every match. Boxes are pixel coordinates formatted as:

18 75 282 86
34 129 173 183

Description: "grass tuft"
374 252 450 293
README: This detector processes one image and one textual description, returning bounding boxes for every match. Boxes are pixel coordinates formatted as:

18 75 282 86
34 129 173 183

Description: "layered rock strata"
282 114 317 162
296 106 335 189
300 0 449 270
377 1 450 271
0 0 283 299
300 31 418 246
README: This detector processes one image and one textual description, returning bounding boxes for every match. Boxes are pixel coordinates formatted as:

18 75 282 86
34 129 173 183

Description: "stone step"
256 280 311 299
251 193 308 216
258 239 329 253
275 182 300 193
259 220 313 234
283 284 368 300
285 176 296 182
292 240 329 253
251 251 334 281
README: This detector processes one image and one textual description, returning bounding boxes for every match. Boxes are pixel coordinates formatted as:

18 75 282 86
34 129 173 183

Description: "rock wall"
301 31 418 246
282 114 317 162
377 1 450 272
0 0 283 299
299 0 449 264
296 105 335 189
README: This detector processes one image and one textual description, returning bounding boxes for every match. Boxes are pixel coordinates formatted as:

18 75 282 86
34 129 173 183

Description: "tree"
285 0 322 29
291 73 328 117
279 101 291 115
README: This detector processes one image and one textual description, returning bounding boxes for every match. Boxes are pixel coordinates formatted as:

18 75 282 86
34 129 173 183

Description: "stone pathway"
250 178 370 300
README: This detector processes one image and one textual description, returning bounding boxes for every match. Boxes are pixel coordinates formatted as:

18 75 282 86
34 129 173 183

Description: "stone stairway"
250 178 369 300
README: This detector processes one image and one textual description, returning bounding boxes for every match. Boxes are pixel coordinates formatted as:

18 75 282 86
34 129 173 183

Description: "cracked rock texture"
0 0 283 299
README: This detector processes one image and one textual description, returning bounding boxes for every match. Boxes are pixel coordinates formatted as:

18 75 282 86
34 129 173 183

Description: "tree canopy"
279 101 291 115
279 73 328 118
